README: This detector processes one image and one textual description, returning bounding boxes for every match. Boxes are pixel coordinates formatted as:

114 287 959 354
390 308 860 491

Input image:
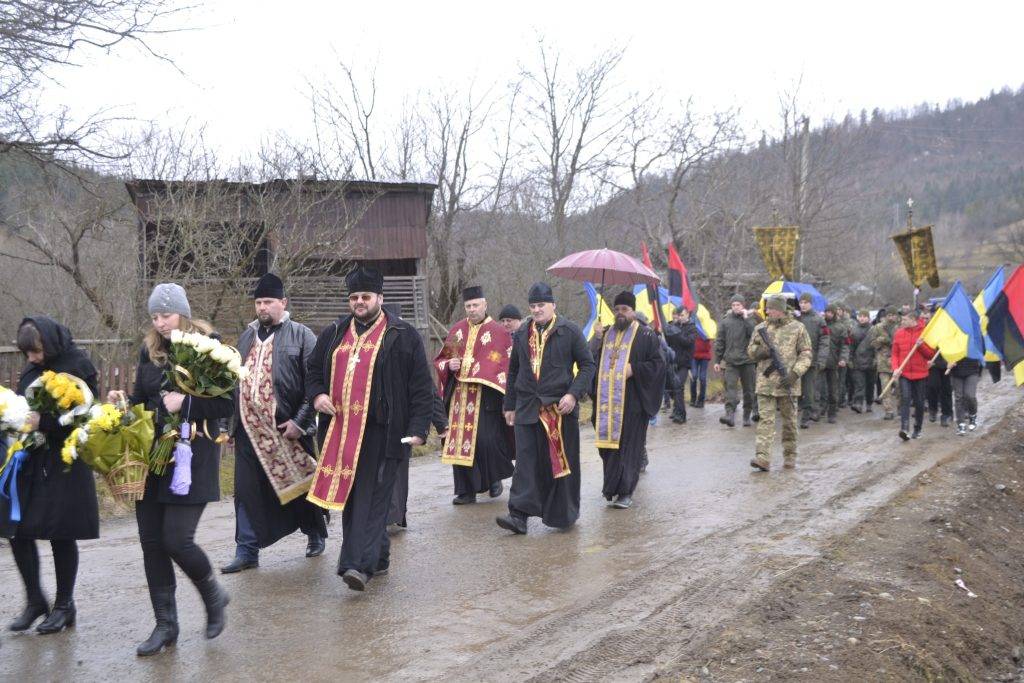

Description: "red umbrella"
547 248 661 289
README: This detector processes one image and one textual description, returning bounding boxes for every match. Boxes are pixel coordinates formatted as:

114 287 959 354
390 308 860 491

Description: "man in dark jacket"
496 282 596 534
664 307 697 424
714 297 757 427
797 293 831 428
848 309 876 413
223 274 328 574
306 267 434 592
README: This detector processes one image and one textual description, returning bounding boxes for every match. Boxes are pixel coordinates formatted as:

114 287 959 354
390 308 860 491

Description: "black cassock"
504 317 596 529
445 382 515 496
591 325 666 498
388 393 449 527
233 431 327 548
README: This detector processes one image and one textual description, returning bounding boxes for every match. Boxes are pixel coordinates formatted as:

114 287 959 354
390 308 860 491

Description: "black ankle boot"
9 601 48 631
194 574 229 639
36 600 75 634
136 587 178 656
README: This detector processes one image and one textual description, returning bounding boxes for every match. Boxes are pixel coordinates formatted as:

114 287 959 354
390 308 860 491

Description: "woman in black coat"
1 316 99 634
115 283 234 657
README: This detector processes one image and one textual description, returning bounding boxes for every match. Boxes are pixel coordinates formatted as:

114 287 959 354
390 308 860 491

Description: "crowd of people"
0 269 993 659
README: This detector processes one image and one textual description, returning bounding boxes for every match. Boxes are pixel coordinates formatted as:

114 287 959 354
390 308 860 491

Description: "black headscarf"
16 316 96 395
20 316 75 364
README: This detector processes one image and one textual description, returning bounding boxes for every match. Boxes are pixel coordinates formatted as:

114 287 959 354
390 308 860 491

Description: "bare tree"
0 0 186 165
520 41 634 255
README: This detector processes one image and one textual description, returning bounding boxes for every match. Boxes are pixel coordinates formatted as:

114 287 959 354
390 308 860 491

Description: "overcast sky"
40 0 1024 162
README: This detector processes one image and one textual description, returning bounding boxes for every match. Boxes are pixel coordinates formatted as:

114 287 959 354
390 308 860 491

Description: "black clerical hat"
528 282 554 304
346 266 384 294
498 304 521 320
613 290 636 310
462 285 484 301
253 273 285 300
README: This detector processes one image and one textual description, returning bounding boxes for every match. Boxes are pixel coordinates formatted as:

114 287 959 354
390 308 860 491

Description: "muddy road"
1 381 1018 681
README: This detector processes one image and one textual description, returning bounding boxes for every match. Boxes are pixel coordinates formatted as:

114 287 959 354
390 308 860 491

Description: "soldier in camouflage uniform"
819 304 850 423
868 307 901 419
796 292 830 428
747 295 813 471
839 306 855 408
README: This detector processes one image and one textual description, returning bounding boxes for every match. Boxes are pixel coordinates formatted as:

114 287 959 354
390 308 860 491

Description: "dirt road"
1 381 1019 681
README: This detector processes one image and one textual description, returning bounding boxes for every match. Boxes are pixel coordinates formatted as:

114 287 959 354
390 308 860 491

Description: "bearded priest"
306 266 434 592
590 290 666 510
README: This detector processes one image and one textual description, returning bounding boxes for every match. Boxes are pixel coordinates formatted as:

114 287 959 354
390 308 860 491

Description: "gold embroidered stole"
528 316 571 479
307 314 388 511
594 321 639 449
239 334 318 503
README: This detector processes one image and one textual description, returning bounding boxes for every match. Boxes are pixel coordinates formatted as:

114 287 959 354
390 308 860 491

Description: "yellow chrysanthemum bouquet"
25 370 93 427
62 400 155 503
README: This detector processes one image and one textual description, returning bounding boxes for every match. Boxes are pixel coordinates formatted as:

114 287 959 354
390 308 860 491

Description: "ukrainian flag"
972 266 1005 362
583 283 717 340
634 285 717 340
920 281 985 364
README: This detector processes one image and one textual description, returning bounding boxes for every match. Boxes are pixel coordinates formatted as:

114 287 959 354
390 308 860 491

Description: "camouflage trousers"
878 371 899 414
754 393 798 467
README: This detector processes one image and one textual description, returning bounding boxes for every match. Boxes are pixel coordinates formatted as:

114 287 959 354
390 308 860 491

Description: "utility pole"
796 115 810 280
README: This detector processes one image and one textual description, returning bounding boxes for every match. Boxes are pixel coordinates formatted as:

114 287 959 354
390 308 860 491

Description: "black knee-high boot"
8 540 49 631
37 540 77 634
136 586 179 656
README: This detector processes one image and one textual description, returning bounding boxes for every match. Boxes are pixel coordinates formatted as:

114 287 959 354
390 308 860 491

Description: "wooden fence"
0 340 138 396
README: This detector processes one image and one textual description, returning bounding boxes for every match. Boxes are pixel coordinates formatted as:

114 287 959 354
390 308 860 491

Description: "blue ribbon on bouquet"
0 448 29 522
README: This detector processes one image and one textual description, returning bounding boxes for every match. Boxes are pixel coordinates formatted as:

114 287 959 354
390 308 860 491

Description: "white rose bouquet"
167 330 248 398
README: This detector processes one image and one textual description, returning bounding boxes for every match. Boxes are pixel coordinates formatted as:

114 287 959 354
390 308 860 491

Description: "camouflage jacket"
747 314 813 397
867 320 898 373
797 310 831 370
823 317 851 369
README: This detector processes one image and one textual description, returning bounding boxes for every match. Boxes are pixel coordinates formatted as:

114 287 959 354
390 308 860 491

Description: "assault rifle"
758 327 791 389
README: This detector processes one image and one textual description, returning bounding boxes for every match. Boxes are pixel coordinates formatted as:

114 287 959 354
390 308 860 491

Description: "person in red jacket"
890 310 936 441
691 336 713 408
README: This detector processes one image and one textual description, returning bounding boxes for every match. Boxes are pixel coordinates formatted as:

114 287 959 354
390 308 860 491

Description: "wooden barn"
125 178 437 337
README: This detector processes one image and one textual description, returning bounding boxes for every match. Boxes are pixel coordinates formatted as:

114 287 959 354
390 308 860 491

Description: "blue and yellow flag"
920 281 985 364
973 266 1005 362
584 283 716 340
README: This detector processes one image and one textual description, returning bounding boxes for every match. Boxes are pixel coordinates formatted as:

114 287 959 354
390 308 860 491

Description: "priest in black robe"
306 267 434 592
590 291 666 509
223 274 328 574
496 282 596 534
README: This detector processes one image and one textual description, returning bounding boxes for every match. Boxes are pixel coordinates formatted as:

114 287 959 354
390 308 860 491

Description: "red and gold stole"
438 317 511 468
594 320 639 449
528 315 571 479
307 313 388 511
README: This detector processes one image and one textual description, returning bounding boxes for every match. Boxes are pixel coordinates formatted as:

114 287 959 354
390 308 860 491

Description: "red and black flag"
985 264 1024 385
667 243 697 312
640 241 663 333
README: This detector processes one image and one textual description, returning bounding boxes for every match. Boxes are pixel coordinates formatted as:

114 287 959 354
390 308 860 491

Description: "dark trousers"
800 367 819 417
10 538 78 606
672 367 689 419
724 363 756 415
851 369 876 407
951 374 979 423
899 376 926 431
690 360 708 404
136 493 211 588
821 368 840 417
926 367 953 418
338 426 399 576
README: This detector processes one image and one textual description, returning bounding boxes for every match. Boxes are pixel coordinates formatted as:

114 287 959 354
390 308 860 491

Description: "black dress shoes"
220 557 258 574
341 569 368 591
495 514 528 534
489 480 504 498
452 494 477 505
306 534 326 558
